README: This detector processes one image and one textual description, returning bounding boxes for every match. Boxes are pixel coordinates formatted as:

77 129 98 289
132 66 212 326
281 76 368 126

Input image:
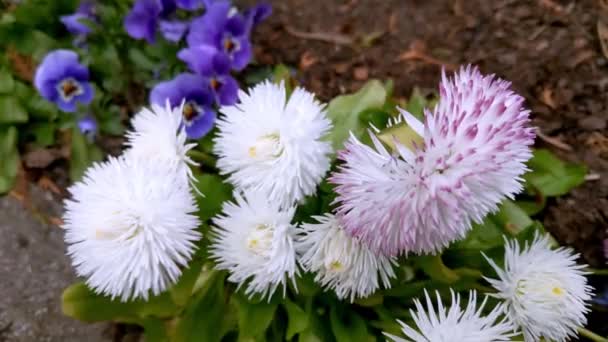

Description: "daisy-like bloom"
330 66 535 256
210 190 298 299
63 155 201 301
484 234 593 342
125 101 197 179
214 81 332 208
385 290 515 342
295 213 396 302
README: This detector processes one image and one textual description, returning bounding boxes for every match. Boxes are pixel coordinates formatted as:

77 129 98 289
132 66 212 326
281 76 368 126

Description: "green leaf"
169 259 204 307
404 87 427 119
236 294 278 340
170 272 228 342
0 96 28 124
451 218 503 251
141 317 170 342
61 282 179 322
0 126 19 194
524 149 586 197
27 123 56 147
326 80 387 151
99 113 124 135
283 299 309 340
27 96 58 120
376 121 423 153
414 255 460 284
69 128 103 182
329 306 373 342
194 173 233 221
272 64 294 94
493 199 533 235
0 70 15 94
128 48 158 71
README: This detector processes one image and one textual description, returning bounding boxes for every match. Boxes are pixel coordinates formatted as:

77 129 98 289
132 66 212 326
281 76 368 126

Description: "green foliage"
62 282 180 322
0 95 28 124
194 173 234 222
69 127 102 182
0 126 19 193
326 80 387 151
524 149 587 197
235 293 278 340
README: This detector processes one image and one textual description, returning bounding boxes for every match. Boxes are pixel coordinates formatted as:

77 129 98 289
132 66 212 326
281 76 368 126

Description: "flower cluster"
145 0 271 139
60 59 595 341
63 103 202 300
331 66 536 256
387 235 593 342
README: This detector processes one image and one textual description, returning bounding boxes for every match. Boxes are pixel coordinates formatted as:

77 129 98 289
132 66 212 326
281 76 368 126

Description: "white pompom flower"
385 290 515 342
331 66 535 256
214 81 332 208
296 214 396 302
63 156 201 301
210 190 298 299
484 234 593 342
126 101 197 179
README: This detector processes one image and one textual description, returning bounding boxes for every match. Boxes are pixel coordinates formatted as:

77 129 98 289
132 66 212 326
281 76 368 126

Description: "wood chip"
597 20 608 60
353 66 369 81
299 51 318 71
396 40 457 70
284 25 354 46
536 131 573 151
540 87 557 109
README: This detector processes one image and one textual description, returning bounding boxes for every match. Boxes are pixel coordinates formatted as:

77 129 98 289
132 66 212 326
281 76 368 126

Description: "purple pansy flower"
150 73 217 139
178 45 239 106
124 0 205 43
187 1 252 71
123 0 177 43
78 115 98 140
60 1 97 36
176 0 203 10
159 19 190 42
244 2 271 32
34 50 94 113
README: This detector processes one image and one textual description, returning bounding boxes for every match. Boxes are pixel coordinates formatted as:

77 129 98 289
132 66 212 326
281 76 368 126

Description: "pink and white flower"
331 66 535 256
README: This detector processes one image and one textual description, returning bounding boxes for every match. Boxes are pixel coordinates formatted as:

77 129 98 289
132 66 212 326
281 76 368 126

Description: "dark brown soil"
245 0 608 266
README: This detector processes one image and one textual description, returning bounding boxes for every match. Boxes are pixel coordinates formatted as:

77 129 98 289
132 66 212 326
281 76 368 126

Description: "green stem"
587 268 608 276
578 327 608 342
187 150 217 170
470 283 496 293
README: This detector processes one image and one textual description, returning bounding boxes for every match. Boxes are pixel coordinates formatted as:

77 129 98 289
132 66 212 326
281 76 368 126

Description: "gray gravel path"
0 186 109 342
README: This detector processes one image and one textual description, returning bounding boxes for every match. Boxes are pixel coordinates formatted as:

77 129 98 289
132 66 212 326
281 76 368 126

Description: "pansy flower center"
210 78 223 91
223 37 239 53
57 77 84 102
246 223 274 257
182 101 203 124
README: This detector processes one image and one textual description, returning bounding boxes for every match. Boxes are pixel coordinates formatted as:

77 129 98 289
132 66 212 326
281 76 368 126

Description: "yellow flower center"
248 133 283 160
246 224 274 257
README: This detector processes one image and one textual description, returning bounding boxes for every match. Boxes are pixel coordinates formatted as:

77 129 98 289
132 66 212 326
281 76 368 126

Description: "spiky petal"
295 214 396 302
210 190 298 299
385 290 515 342
214 81 333 208
125 102 197 180
484 234 593 342
63 156 201 301
331 66 535 256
